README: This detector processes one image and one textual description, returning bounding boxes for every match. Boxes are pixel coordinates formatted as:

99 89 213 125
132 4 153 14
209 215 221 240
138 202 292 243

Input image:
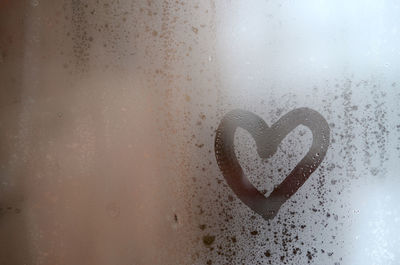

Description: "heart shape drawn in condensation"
214 108 330 220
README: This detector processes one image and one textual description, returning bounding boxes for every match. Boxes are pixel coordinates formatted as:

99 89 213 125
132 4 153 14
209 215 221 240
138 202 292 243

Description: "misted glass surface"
1 1 400 264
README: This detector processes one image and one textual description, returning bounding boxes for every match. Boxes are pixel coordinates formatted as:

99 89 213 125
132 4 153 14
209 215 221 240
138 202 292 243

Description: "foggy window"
0 1 399 265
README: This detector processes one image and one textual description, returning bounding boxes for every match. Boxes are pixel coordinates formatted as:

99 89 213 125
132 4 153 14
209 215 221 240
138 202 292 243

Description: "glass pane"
0 0 399 264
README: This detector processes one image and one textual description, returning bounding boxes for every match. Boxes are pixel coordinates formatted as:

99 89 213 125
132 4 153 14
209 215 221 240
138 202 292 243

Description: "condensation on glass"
0 0 399 265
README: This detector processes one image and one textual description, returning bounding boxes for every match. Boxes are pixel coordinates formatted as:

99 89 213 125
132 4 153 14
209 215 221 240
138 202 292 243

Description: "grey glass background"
0 0 399 264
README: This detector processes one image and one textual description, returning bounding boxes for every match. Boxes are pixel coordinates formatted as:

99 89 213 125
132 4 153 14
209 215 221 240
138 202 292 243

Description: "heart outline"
214 108 330 220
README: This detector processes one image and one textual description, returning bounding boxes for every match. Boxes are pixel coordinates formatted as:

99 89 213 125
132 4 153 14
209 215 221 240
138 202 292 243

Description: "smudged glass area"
0 0 399 264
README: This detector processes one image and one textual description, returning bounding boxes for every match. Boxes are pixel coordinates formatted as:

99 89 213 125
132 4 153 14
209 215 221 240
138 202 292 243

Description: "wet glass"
1 1 400 264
